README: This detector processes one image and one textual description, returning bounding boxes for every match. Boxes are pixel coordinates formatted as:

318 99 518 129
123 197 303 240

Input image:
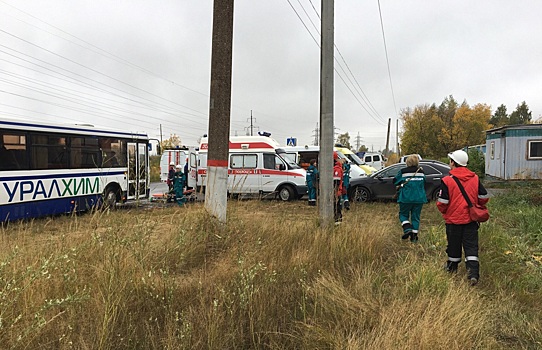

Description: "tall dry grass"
0 196 540 349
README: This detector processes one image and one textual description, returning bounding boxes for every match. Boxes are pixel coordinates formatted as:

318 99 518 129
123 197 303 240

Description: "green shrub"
467 149 485 178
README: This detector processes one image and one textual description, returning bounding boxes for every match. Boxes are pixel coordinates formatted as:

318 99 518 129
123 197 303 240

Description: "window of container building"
528 140 542 159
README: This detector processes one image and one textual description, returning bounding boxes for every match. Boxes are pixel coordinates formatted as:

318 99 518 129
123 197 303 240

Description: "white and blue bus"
0 118 150 222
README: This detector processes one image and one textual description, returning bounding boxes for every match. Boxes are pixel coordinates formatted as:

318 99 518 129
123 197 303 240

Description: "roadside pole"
205 0 234 223
319 0 334 227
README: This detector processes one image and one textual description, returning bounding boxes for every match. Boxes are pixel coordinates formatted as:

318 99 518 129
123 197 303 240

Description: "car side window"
374 155 381 162
381 165 403 177
420 165 439 175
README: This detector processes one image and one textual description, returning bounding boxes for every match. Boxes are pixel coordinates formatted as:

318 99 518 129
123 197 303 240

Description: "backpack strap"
451 176 473 208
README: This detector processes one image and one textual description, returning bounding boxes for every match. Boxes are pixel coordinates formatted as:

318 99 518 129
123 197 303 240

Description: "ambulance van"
188 136 307 201
160 148 189 182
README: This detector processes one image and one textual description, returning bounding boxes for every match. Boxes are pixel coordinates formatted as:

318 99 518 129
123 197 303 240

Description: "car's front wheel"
351 186 370 202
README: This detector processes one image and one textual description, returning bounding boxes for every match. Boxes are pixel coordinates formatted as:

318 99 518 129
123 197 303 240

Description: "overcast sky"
1 1 541 152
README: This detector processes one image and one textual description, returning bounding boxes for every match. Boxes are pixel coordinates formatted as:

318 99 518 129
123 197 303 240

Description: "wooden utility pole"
318 0 334 227
385 117 391 155
159 124 163 155
205 0 234 223
396 118 400 156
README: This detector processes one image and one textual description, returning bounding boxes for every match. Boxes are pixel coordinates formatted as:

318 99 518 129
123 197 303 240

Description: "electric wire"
286 0 387 127
0 45 207 120
306 0 386 123
377 0 398 118
0 0 208 98
0 2 259 136
0 28 207 118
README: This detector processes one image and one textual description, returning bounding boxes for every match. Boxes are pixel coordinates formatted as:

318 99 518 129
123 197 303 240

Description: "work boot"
410 234 418 243
444 261 458 274
344 200 350 210
401 222 413 239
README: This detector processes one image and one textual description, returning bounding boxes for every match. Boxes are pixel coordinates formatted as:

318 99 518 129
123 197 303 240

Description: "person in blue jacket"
173 164 187 205
341 160 351 210
393 154 427 242
306 159 319 206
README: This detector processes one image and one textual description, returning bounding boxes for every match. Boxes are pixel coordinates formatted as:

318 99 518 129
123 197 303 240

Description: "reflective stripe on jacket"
393 165 427 204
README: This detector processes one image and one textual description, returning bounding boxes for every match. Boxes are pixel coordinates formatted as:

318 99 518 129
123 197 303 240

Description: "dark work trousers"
446 222 480 279
334 197 343 222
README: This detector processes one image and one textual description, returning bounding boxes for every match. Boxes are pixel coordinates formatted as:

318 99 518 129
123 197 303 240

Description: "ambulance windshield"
278 154 301 169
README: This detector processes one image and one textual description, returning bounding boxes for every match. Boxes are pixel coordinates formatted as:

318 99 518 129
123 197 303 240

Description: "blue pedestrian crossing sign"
286 137 297 147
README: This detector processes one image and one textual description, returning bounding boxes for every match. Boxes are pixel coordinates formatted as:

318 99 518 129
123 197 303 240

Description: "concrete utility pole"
205 0 234 223
318 0 334 227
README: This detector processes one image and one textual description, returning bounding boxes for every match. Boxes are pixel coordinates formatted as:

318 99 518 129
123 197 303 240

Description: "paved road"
149 181 169 197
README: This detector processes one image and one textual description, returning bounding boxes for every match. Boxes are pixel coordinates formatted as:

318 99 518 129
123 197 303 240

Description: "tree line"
334 96 535 161
400 96 534 159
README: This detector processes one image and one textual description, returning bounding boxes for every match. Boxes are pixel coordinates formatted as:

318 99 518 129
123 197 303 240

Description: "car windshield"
345 153 366 165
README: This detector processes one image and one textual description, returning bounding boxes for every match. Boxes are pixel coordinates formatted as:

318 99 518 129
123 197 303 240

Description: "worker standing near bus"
174 164 186 205
306 159 318 206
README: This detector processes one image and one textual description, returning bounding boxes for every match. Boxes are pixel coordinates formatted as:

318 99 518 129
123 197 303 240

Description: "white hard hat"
170 161 175 166
448 150 468 166
175 164 182 169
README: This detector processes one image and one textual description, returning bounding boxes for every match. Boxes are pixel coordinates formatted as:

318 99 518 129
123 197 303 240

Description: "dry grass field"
1 187 541 349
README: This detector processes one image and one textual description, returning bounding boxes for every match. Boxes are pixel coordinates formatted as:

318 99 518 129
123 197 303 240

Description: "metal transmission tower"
205 0 234 223
355 132 363 151
312 123 319 146
246 110 256 136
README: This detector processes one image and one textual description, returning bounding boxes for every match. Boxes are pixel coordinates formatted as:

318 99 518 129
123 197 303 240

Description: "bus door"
127 142 149 200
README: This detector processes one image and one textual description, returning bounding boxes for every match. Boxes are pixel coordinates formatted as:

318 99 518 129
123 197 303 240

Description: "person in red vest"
436 150 490 286
333 152 344 224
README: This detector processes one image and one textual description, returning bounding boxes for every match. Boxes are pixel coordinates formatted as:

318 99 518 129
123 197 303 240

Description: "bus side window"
1 133 26 170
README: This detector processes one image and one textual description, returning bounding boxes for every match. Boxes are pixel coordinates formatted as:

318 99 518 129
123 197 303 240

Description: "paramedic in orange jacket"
436 150 489 286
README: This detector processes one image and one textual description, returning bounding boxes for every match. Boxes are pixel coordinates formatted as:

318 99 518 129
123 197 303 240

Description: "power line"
377 0 399 150
0 0 208 98
305 0 386 123
285 0 387 126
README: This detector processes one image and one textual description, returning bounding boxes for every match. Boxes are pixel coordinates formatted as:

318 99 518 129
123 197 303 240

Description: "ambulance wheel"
278 185 294 201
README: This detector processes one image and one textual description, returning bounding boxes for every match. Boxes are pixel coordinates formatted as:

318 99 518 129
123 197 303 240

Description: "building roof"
486 123 542 134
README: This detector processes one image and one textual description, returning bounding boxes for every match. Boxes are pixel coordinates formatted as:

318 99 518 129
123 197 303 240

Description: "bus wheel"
103 188 119 209
278 185 294 201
